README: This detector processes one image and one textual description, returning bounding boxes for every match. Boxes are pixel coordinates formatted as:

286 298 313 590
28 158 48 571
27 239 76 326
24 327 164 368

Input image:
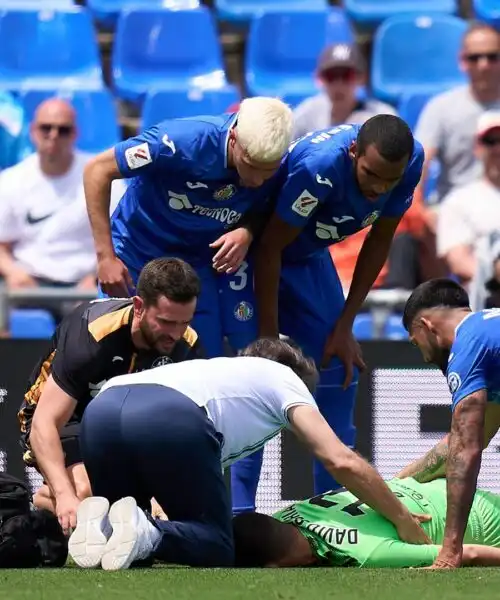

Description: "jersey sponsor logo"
167 190 242 226
315 218 352 242
310 124 353 144
213 184 236 201
125 142 152 170
291 190 319 217
361 211 381 228
447 372 462 394
152 356 173 367
161 134 176 155
26 210 54 225
316 174 333 188
112 356 124 363
186 181 208 190
234 301 253 322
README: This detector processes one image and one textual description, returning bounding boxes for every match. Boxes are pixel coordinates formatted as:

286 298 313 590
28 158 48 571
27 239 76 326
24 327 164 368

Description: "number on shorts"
229 261 248 291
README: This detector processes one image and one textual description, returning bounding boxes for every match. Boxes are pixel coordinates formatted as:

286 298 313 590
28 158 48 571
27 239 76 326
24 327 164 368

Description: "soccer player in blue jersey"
397 278 500 569
82 97 293 357
230 115 425 512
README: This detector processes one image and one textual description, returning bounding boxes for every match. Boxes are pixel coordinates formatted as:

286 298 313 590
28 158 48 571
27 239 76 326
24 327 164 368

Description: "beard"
139 320 175 354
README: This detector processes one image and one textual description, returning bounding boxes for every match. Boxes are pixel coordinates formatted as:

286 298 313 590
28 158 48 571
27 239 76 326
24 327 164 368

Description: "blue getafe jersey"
111 113 274 271
274 124 424 262
447 310 500 410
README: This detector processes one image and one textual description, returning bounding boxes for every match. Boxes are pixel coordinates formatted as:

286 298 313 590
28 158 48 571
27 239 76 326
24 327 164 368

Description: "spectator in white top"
438 111 500 288
292 42 396 140
68 338 431 571
0 98 125 295
414 22 500 231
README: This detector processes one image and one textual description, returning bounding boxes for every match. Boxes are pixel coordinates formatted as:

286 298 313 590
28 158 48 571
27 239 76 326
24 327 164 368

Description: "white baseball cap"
477 111 500 138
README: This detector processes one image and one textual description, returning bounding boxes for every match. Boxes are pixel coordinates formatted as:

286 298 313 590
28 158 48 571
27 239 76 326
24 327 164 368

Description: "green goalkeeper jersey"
273 478 500 568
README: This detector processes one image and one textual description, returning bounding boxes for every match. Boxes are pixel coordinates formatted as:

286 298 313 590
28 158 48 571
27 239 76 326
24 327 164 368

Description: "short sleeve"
381 146 425 219
414 95 445 151
364 540 440 568
437 188 474 256
275 153 339 229
276 371 319 424
0 172 22 242
447 330 489 410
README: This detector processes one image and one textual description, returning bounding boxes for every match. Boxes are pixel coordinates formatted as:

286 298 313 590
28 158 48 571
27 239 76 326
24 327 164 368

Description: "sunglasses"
37 123 74 137
480 135 500 147
322 68 357 84
464 52 500 64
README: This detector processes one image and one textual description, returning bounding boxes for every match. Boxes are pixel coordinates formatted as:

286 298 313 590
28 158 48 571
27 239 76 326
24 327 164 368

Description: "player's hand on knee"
210 228 252 274
322 322 366 386
97 255 134 297
396 513 432 545
55 492 81 536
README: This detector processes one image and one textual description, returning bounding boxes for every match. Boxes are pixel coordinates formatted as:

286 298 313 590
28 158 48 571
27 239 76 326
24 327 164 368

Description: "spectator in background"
0 98 125 299
414 22 500 231
438 112 500 292
291 42 396 139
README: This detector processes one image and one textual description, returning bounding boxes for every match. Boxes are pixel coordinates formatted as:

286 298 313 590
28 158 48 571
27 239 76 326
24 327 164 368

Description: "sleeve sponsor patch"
125 142 152 170
291 190 319 217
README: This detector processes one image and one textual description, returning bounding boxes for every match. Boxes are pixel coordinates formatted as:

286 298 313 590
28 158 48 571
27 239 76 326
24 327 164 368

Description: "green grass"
1 567 500 600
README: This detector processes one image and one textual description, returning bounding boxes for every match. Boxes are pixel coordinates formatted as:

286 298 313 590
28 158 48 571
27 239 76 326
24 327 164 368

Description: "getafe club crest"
362 211 381 228
214 184 236 201
234 301 253 322
152 356 173 367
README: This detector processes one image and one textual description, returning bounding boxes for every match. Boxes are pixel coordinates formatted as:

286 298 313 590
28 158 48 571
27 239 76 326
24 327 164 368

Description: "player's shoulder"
450 311 500 360
156 113 234 153
78 298 134 344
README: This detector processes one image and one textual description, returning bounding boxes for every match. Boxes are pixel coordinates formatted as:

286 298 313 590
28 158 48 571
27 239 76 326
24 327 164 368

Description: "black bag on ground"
0 471 68 567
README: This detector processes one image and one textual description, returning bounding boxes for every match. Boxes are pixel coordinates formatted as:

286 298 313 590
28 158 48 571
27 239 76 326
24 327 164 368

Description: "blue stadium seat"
384 314 408 341
216 0 328 25
371 14 468 105
10 309 56 339
87 0 200 29
142 88 239 129
353 313 373 340
344 0 457 29
0 1 74 7
19 89 120 154
474 0 500 28
0 7 102 93
113 7 228 104
246 8 354 98
398 92 433 131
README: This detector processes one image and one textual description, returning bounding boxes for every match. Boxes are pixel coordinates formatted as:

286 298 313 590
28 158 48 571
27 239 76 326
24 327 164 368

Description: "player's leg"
219 259 263 514
280 251 358 494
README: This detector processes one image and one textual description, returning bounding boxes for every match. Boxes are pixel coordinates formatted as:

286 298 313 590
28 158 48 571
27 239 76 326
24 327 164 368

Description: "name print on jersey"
279 504 359 545
167 190 242 226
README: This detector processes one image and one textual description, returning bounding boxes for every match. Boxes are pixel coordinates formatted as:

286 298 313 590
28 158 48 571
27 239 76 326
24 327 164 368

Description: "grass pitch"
1 567 500 600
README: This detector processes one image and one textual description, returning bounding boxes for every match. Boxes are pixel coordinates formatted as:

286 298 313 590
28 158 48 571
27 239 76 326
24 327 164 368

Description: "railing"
0 285 412 339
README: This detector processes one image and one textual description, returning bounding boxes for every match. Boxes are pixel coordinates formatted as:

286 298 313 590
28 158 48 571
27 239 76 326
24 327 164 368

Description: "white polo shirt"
99 356 318 468
0 151 126 283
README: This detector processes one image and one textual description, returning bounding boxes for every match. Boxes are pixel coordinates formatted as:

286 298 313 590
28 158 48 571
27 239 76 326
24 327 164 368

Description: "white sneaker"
69 497 112 568
101 497 161 571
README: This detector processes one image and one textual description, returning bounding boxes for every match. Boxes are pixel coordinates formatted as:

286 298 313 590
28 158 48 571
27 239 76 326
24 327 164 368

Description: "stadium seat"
215 0 328 25
473 0 500 28
87 0 200 29
384 314 408 340
0 7 102 93
246 8 354 98
344 0 457 30
398 92 433 131
0 1 74 7
371 14 468 105
113 7 229 104
353 313 373 340
19 89 120 154
9 309 56 339
142 88 240 129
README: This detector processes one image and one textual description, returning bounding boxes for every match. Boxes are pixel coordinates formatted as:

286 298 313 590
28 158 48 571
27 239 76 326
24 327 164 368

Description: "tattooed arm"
396 435 449 482
431 390 487 569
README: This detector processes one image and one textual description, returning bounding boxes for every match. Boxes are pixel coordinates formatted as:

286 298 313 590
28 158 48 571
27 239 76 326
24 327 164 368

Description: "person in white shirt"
438 111 500 288
68 338 431 571
0 97 125 294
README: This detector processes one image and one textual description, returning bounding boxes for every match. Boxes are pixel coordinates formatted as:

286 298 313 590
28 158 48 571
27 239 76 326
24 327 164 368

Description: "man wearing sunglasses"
292 42 396 140
0 98 124 301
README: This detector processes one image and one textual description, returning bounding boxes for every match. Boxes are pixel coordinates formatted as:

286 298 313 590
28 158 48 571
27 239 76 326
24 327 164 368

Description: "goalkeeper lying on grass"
233 477 500 568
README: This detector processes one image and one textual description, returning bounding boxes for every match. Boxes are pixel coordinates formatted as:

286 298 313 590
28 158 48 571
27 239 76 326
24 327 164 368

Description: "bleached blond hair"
236 97 293 163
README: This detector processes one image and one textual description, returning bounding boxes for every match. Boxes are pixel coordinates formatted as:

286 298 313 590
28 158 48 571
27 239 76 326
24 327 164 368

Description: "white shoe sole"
101 497 140 571
69 497 110 568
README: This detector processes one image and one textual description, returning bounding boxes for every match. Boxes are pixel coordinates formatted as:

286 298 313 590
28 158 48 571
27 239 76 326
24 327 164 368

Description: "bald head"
31 97 77 173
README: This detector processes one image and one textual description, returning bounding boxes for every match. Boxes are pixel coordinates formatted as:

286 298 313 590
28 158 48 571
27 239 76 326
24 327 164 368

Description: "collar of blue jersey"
223 113 238 170
455 311 474 335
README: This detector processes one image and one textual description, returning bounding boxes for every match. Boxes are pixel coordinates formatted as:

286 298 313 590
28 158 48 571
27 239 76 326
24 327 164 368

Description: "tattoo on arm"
396 435 449 482
443 391 486 555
